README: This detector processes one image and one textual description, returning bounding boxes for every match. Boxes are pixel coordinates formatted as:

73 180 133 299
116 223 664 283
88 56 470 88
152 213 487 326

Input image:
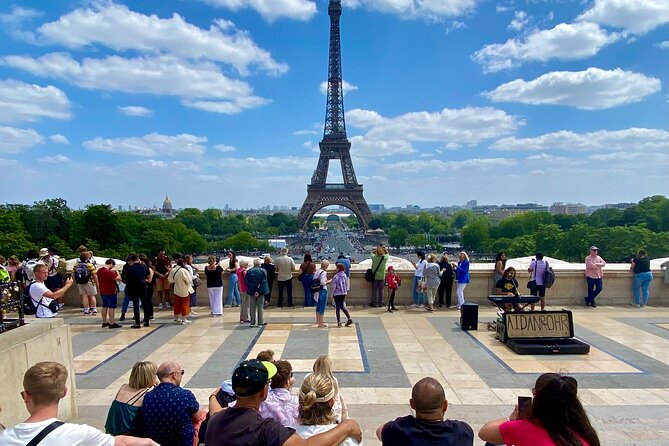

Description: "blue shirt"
336 257 351 277
455 260 470 284
142 382 199 446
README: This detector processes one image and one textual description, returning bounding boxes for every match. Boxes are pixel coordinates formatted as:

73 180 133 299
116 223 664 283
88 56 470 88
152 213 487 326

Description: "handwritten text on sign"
506 312 571 338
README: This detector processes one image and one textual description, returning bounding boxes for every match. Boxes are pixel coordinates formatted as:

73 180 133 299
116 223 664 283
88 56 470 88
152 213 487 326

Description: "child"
331 263 352 327
385 265 401 313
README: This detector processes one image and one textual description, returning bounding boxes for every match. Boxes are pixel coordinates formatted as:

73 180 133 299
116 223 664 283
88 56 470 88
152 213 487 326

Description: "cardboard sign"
505 311 573 339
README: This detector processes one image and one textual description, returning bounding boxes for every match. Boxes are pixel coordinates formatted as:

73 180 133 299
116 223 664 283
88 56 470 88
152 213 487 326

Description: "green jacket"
371 255 388 280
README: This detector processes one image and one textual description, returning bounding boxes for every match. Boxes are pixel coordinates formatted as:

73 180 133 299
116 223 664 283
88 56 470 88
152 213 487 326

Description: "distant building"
550 202 587 215
369 203 385 212
604 202 635 210
465 200 477 210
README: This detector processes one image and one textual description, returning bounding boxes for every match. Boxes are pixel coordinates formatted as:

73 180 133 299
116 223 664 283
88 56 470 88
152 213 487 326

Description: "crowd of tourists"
0 355 601 446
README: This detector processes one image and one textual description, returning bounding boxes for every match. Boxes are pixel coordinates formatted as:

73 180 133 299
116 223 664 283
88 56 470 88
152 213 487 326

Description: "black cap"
232 360 277 397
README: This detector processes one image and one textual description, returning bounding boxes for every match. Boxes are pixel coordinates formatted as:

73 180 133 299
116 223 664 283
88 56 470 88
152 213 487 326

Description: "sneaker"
91 309 98 315
149 316 155 320
345 319 353 327
128 302 134 308
165 303 171 309
250 323 257 327
259 322 267 326
224 304 231 308
174 319 180 324
337 323 342 328
109 323 122 329
143 322 150 327
130 324 141 329
119 314 126 321
418 304 425 308
101 322 109 328
189 311 198 317
590 303 597 308
181 319 192 325
387 309 393 313
158 303 163 310
83 310 89 315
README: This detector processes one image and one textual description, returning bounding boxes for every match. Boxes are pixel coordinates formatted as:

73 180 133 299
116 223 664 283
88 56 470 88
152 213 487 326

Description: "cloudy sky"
0 0 667 210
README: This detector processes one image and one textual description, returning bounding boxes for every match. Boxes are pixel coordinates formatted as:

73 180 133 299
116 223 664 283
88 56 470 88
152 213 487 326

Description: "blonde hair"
129 361 157 389
427 254 437 263
320 260 330 269
312 355 338 395
239 259 248 268
23 361 68 406
459 251 469 261
298 373 337 425
264 256 273 264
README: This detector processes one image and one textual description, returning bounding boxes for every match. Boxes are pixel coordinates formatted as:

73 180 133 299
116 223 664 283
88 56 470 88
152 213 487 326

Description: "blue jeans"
316 289 328 315
586 277 603 305
412 275 424 305
301 274 314 307
633 272 653 306
227 274 240 306
121 295 141 314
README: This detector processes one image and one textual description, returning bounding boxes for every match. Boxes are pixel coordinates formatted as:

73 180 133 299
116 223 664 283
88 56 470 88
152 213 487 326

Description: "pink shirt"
500 419 588 446
585 254 606 279
236 267 248 293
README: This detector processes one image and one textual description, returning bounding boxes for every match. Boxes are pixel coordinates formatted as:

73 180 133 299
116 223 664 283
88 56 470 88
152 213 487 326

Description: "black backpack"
22 282 37 315
310 271 324 293
543 262 556 288
74 262 90 284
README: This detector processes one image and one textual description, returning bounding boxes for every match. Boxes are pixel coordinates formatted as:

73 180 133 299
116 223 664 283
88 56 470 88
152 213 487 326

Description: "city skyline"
0 0 667 209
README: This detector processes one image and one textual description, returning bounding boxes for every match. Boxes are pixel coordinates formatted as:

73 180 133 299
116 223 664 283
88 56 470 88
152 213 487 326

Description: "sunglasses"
172 370 185 376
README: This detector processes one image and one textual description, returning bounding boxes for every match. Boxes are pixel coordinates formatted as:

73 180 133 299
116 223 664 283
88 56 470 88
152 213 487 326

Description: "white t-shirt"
294 424 361 446
414 259 426 277
29 282 56 318
0 418 115 446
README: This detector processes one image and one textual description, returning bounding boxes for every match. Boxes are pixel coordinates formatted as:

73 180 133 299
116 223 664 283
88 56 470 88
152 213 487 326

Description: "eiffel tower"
298 0 372 232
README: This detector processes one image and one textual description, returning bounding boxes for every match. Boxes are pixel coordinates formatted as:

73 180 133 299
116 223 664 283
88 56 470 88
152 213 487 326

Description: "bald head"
157 361 182 382
411 377 446 416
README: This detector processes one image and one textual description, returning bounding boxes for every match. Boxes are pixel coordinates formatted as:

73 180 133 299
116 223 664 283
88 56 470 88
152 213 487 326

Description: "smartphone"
517 396 532 419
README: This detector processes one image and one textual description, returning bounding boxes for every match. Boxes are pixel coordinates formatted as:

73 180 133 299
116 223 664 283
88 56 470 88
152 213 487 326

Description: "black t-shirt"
205 406 295 446
438 261 454 281
381 415 474 446
124 263 148 296
496 277 519 294
633 257 651 274
205 265 224 288
261 263 276 282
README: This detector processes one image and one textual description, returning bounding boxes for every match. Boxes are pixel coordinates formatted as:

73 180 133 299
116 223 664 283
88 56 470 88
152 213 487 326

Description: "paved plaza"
66 303 669 445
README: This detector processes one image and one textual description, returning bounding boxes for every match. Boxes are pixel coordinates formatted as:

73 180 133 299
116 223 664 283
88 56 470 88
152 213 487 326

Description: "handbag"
416 278 427 293
365 256 385 283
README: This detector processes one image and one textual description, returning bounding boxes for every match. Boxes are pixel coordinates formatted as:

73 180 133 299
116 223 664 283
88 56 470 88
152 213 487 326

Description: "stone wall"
62 267 669 308
0 319 77 426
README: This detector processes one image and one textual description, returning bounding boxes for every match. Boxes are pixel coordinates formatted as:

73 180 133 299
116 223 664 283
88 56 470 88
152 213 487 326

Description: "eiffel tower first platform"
297 0 372 232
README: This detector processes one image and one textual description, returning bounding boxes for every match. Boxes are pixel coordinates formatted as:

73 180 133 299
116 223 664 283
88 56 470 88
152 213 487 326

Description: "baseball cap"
589 246 599 251
232 359 277 396
387 265 394 270
39 248 49 257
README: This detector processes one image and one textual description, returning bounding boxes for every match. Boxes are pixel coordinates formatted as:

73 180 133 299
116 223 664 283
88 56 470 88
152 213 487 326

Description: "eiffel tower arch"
298 0 372 232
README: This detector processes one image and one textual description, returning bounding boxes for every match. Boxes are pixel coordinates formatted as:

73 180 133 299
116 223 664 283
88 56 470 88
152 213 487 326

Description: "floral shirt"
259 388 299 428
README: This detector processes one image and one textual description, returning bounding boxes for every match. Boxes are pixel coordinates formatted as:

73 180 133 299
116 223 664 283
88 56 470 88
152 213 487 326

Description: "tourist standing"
154 249 171 310
452 252 470 309
437 254 454 308
631 249 653 308
335 253 351 291
411 251 427 308
205 256 224 316
385 266 400 312
331 263 353 327
105 361 158 436
584 246 606 308
528 252 548 311
184 255 198 318
98 259 122 329
493 252 506 294
28 264 73 318
142 361 201 446
423 254 441 312
245 258 269 327
237 259 250 323
377 377 474 446
73 252 98 315
370 245 388 307
40 248 61 294
261 256 276 308
662 259 669 285
169 258 194 325
275 248 296 308
123 254 151 329
139 254 155 321
313 260 330 328
300 253 317 307
226 251 241 307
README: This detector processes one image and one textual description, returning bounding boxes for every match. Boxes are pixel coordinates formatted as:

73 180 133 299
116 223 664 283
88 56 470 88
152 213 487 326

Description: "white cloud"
118 106 153 117
216 156 316 171
445 20 467 35
319 80 358 96
199 0 317 22
83 133 208 157
484 67 661 109
490 128 669 152
34 3 287 75
348 106 521 144
472 22 619 72
343 0 479 19
383 157 517 173
0 7 40 42
0 126 44 153
655 40 669 49
349 136 415 157
49 134 69 144
1 53 269 115
128 160 201 172
508 10 530 31
38 154 70 163
578 0 669 35
214 144 237 153
0 79 71 123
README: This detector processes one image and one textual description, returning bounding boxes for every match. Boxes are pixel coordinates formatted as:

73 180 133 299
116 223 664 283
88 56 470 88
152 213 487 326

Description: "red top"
237 268 248 293
97 266 119 295
386 272 401 289
500 420 589 446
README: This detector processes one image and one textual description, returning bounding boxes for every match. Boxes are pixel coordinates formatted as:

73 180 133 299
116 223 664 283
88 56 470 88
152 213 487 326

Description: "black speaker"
460 303 478 331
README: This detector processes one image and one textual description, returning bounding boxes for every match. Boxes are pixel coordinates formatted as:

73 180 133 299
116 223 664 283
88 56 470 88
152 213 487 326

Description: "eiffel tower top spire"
323 0 346 142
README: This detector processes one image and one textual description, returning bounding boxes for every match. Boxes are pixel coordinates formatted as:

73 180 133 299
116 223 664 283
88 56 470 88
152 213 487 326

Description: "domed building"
162 195 175 215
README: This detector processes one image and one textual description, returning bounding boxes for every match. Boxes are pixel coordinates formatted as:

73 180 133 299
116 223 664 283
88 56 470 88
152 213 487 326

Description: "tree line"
1 196 667 263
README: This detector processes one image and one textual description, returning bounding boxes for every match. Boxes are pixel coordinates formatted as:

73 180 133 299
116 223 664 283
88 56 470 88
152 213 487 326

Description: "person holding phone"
478 373 600 446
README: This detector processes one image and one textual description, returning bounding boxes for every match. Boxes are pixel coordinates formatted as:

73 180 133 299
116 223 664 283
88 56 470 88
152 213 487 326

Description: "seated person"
294 374 360 445
495 267 521 312
376 377 473 446
479 373 600 446
205 359 362 446
0 361 157 446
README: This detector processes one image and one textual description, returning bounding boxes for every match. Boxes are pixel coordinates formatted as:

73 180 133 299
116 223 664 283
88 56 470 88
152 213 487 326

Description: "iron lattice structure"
298 0 372 232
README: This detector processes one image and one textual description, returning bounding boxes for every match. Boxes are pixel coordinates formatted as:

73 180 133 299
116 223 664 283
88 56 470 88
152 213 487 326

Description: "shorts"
155 276 169 291
101 294 118 308
316 289 327 315
77 282 98 296
530 284 546 297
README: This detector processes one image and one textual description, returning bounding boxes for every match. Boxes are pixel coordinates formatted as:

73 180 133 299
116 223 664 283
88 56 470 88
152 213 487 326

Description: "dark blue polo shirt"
142 382 199 446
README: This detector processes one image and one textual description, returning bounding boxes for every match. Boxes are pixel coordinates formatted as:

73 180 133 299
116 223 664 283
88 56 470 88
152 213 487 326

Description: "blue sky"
0 0 667 210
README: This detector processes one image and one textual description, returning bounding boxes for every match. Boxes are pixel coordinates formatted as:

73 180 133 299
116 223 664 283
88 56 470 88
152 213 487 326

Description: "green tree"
534 224 564 257
507 235 536 258
223 231 260 251
175 208 211 234
460 217 490 252
558 223 595 262
407 234 428 248
388 228 408 249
